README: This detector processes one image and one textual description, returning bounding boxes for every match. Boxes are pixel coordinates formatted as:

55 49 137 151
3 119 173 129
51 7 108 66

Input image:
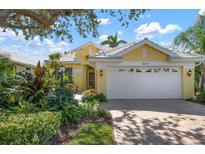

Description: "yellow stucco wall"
63 64 86 92
182 67 195 99
75 44 99 64
63 44 100 92
123 44 168 61
96 69 107 94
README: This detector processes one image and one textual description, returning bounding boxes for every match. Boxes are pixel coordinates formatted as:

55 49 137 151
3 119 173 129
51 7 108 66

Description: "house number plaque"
142 62 149 66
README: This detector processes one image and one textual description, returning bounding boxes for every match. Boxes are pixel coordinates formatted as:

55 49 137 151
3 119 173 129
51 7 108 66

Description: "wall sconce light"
100 70 103 77
187 69 192 77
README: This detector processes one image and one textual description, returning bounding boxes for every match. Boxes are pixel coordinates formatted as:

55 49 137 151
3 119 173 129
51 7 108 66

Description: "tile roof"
0 49 36 67
60 52 81 63
60 38 205 62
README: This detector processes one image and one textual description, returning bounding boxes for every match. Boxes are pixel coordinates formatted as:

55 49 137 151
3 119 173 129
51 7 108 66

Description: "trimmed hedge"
0 111 62 145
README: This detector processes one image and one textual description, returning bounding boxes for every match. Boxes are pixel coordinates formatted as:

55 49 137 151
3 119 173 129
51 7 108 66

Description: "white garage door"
107 67 182 99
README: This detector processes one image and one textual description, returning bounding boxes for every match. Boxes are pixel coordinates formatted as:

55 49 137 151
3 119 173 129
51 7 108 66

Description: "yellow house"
0 50 35 74
60 38 204 99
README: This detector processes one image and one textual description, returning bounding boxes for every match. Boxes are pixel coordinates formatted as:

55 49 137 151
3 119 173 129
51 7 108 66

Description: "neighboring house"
60 38 205 99
0 50 35 74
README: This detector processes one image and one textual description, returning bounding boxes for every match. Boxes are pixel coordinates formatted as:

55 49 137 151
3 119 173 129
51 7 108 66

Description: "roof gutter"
60 61 81 64
11 60 36 68
169 57 205 62
89 57 122 62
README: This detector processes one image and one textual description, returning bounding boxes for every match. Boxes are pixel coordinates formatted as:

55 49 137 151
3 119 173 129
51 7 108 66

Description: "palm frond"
100 40 110 45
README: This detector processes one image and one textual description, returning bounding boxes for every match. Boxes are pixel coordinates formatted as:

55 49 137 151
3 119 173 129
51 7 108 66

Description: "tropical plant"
0 76 24 107
0 58 23 107
0 56 13 80
45 52 62 78
100 33 127 48
173 14 205 91
19 61 54 104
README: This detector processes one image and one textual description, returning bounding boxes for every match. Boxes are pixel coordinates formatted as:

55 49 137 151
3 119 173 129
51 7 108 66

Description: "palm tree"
173 14 205 91
45 52 62 78
100 33 127 48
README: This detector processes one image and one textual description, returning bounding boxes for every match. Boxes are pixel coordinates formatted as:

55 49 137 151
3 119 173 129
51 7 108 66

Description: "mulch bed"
47 114 113 145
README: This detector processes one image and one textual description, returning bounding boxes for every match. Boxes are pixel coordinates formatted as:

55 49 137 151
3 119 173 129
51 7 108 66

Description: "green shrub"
45 87 76 111
0 111 62 145
9 101 41 114
94 93 106 102
96 109 111 119
61 103 82 124
80 106 96 120
82 93 106 103
197 91 205 102
83 99 99 110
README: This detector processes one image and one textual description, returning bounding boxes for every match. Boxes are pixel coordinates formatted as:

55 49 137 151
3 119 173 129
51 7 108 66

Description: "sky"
0 9 203 65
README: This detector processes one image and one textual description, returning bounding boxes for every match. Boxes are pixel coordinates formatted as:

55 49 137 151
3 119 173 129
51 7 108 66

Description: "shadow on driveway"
101 99 205 144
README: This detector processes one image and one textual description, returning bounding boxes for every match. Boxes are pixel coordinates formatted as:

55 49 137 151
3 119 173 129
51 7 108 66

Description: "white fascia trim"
70 41 106 52
60 61 81 64
169 58 205 62
89 58 122 62
114 38 178 57
12 60 35 68
95 61 195 69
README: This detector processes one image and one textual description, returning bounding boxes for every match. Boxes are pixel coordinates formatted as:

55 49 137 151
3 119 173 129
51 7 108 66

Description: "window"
146 69 152 72
154 68 159 73
136 68 142 72
26 67 31 70
163 68 170 72
153 68 161 73
172 69 178 72
25 67 31 73
118 68 125 72
128 68 134 72
65 67 73 82
65 67 72 75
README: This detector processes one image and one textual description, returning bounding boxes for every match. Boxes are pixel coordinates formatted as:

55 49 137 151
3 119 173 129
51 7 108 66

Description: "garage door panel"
107 67 181 99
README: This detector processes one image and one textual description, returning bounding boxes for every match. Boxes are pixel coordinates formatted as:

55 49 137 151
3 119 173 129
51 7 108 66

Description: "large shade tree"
100 32 127 48
0 9 146 42
173 13 205 91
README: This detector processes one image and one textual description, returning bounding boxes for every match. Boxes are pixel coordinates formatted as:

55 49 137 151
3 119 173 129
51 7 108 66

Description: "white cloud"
0 29 70 63
99 34 109 42
134 22 181 40
117 30 123 35
199 9 205 16
159 41 173 48
98 18 111 25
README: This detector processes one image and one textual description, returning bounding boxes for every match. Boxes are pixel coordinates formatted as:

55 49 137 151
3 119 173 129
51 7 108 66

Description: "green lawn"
69 123 114 145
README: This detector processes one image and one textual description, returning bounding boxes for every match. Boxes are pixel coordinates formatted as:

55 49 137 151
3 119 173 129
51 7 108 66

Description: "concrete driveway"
101 99 205 144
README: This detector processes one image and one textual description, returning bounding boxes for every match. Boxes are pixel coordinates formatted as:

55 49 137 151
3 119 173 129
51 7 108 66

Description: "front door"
88 67 95 89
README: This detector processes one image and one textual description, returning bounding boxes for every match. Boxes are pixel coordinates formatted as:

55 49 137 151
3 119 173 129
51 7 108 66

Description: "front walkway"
101 99 205 144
